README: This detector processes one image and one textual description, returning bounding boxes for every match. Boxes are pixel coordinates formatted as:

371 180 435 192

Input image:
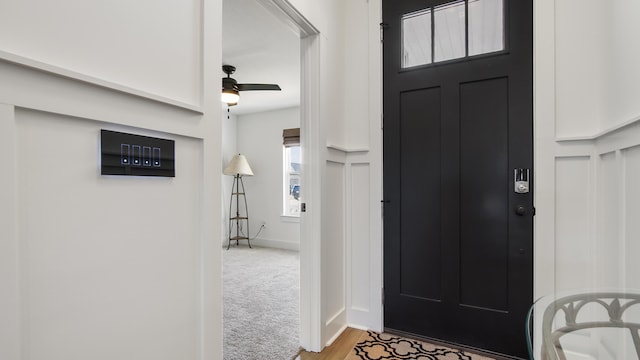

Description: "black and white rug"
348 331 494 360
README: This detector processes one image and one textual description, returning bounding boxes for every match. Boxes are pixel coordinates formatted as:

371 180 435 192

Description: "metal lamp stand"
227 174 250 249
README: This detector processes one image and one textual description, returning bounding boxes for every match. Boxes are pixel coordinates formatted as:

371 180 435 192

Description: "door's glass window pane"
402 9 432 68
469 0 504 56
434 0 466 62
401 0 504 68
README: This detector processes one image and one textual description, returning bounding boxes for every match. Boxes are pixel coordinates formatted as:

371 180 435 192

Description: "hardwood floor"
295 328 365 360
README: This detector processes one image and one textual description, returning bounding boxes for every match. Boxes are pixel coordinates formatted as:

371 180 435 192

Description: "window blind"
283 128 300 147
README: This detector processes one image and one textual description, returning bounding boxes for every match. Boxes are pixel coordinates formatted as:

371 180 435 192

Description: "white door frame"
299 32 321 351
255 0 322 352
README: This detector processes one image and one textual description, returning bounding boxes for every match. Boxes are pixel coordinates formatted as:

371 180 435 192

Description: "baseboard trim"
248 237 300 251
325 324 349 346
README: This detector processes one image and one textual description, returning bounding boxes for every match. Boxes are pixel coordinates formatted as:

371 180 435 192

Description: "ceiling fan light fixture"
221 88 239 105
220 64 281 107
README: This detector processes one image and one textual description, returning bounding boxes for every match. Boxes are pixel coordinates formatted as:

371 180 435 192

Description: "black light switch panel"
101 129 175 177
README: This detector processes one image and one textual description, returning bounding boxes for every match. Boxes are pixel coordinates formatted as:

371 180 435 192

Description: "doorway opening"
221 0 321 357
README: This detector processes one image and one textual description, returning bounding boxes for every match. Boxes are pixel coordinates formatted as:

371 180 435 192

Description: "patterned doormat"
345 331 495 360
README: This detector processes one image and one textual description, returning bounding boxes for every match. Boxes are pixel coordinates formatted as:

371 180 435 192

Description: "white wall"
552 0 640 135
283 0 384 345
16 111 203 360
554 0 609 138
535 0 640 299
608 0 640 127
0 0 202 107
0 1 222 359
288 0 346 149
270 0 360 348
0 0 382 357
0 0 383 356
235 107 301 250
284 0 384 346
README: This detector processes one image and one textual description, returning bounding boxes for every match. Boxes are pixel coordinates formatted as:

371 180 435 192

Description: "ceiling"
222 0 300 115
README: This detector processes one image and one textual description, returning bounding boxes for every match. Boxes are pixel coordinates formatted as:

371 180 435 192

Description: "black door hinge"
380 22 389 42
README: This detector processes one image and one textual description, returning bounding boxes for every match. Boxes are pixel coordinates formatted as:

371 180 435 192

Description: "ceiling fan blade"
237 83 281 91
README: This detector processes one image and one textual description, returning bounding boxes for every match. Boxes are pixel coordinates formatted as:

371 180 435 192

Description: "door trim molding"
300 32 322 352
251 0 322 352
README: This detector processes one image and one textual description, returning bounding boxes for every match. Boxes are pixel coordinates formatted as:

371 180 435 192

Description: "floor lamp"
224 154 254 249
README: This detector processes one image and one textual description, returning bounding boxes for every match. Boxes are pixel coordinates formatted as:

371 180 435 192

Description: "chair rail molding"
0 51 203 113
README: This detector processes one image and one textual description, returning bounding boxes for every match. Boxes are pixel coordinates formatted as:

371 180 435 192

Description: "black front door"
382 0 533 358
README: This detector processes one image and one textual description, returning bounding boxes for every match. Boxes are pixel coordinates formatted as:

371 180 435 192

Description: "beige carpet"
223 246 300 360
346 331 495 360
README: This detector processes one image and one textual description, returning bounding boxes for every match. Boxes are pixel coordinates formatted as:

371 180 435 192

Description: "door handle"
515 205 527 216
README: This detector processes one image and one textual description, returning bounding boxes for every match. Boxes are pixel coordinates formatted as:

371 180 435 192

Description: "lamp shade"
223 154 254 176
221 88 239 105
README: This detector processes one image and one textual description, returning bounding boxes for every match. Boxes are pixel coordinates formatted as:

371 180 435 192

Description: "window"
283 128 300 217
402 9 432 67
402 0 504 68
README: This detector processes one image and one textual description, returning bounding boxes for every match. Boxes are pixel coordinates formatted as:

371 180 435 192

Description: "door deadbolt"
514 169 530 194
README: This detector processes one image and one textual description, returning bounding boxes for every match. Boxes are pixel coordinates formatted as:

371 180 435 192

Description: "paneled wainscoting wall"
554 118 640 291
323 144 382 345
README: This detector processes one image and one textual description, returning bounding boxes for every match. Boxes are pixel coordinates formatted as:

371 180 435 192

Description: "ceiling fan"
221 65 281 106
